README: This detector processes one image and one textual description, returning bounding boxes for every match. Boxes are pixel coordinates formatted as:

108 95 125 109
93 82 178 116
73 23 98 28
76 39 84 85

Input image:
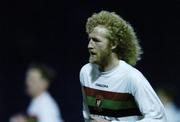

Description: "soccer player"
10 64 64 122
80 11 167 122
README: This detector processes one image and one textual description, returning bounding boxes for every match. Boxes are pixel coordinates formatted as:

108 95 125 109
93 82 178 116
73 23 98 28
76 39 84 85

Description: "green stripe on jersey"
86 96 138 110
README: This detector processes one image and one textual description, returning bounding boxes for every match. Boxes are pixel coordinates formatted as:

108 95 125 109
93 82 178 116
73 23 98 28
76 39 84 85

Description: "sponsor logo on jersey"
95 83 108 88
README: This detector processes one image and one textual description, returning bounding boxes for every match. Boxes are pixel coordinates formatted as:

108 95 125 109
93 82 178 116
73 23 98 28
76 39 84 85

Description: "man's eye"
92 38 100 42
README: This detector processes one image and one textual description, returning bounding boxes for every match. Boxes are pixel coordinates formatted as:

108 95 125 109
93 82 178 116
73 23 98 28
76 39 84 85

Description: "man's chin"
89 58 96 64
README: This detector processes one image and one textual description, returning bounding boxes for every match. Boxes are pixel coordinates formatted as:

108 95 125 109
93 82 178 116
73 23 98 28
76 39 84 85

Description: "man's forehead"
27 69 41 76
89 26 109 38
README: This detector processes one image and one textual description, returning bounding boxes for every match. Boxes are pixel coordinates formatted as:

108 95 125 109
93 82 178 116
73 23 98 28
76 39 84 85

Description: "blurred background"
0 0 180 121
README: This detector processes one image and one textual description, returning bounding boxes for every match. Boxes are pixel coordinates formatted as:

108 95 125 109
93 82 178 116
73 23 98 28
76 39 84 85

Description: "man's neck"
99 54 119 72
32 91 45 99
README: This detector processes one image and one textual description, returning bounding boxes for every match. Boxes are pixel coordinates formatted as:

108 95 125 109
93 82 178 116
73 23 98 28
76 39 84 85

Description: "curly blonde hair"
86 10 143 65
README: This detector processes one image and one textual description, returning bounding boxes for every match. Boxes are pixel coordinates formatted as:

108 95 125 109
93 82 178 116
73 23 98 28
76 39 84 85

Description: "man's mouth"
90 51 97 56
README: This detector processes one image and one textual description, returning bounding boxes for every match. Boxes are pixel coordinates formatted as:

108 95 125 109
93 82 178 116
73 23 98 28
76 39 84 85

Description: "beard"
89 49 111 66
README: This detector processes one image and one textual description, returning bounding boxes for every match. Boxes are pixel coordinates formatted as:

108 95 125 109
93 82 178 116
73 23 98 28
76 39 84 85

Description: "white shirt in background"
27 92 63 122
164 102 180 122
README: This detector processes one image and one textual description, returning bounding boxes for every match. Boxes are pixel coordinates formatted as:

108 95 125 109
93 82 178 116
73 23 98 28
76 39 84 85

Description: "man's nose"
88 39 93 49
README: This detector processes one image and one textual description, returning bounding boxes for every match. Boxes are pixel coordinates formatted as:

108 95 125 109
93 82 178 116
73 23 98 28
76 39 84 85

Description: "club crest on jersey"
95 94 103 112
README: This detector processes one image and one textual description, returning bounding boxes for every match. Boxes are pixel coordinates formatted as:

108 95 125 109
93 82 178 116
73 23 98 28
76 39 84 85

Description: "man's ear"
111 41 118 50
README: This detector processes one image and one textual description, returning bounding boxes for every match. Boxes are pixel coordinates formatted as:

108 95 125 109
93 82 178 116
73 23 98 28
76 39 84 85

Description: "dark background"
0 0 180 122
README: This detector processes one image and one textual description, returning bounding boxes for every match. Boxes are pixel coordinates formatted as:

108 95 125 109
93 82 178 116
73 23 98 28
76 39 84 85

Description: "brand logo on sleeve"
95 83 108 88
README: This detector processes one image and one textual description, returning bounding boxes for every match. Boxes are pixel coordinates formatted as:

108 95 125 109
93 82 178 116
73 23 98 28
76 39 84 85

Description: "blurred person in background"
157 84 180 122
10 63 64 122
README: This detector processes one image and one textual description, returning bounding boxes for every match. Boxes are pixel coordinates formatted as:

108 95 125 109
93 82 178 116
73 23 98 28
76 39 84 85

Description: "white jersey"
27 92 64 122
80 60 167 122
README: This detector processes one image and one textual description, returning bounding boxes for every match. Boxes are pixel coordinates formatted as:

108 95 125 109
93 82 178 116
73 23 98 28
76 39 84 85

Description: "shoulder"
128 68 148 88
38 93 59 112
43 93 59 107
28 93 59 114
80 63 98 76
80 63 91 74
122 61 148 87
79 63 99 85
129 67 145 81
122 61 146 83
124 65 152 95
